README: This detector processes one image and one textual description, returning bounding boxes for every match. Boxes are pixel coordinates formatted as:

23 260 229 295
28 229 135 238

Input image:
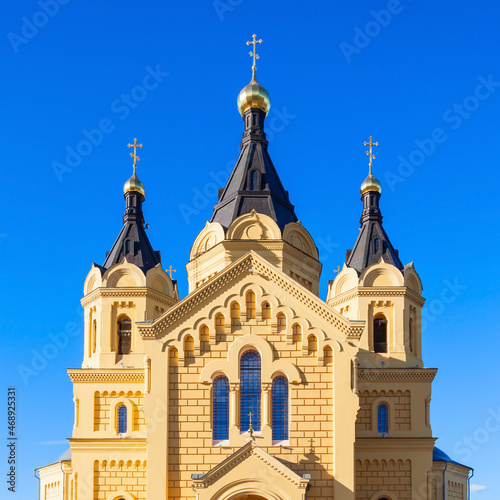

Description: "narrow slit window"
373 318 387 353
377 404 388 434
212 376 229 441
240 350 261 432
272 376 288 441
117 404 127 434
117 317 132 355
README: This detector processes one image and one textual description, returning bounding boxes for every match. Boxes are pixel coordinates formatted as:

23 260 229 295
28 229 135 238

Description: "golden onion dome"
360 173 382 195
237 74 271 117
124 169 145 197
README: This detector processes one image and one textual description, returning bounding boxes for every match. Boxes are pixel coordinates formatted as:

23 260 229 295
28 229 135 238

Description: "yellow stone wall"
355 459 412 499
356 389 411 432
448 480 464 500
93 460 147 500
167 326 334 500
93 391 145 432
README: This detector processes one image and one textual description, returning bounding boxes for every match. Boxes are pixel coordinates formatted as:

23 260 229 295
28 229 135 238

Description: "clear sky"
1 1 499 498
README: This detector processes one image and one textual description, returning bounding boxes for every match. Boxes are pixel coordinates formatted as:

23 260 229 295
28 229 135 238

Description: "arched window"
184 335 194 357
91 319 97 354
323 346 333 365
272 376 288 441
373 317 387 353
261 302 271 320
246 291 256 320
240 350 261 432
377 404 389 434
230 302 240 325
409 317 414 353
277 313 286 333
372 238 380 254
117 317 131 355
117 404 127 434
308 334 318 355
212 376 229 441
292 323 302 342
215 314 225 337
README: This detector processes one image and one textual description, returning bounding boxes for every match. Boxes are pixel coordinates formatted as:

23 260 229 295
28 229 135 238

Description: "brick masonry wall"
356 459 412 499
356 390 411 432
93 392 145 432
93 460 147 500
448 481 464 500
168 328 334 500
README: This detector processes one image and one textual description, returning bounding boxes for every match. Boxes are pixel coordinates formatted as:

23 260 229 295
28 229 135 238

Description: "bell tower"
80 139 178 368
327 136 424 367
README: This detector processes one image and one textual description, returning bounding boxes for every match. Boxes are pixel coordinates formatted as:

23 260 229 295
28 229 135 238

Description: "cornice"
139 252 357 339
328 286 425 307
81 287 176 308
68 438 147 454
68 369 145 383
358 368 437 382
355 437 436 452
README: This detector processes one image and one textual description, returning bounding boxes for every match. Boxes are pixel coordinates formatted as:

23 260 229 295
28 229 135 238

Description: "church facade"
36 41 472 500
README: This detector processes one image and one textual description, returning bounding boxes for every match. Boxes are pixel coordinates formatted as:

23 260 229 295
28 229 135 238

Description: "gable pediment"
137 251 363 342
192 441 309 492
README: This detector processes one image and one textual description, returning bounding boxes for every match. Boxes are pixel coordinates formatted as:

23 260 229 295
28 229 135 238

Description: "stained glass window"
378 404 388 434
240 350 261 432
272 376 288 441
117 404 127 433
212 376 229 441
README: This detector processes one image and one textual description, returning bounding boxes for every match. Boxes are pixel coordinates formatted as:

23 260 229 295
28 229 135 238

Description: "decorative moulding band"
138 252 357 339
68 370 145 383
358 369 437 382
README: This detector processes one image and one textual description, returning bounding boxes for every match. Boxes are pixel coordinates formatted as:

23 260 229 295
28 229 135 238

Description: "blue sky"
1 1 499 498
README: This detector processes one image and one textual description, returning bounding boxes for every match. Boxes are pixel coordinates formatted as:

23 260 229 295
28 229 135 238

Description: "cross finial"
246 34 263 80
166 265 177 278
247 412 255 441
127 138 143 169
334 266 341 274
363 136 378 175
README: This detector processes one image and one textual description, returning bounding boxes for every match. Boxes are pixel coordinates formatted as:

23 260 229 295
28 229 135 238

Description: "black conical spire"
103 142 161 274
210 36 298 231
210 98 298 230
345 138 403 273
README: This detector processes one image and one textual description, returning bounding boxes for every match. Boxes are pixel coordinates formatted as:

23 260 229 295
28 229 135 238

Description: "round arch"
211 480 289 500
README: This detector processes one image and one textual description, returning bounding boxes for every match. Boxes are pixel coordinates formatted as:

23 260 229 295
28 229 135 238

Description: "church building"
35 37 473 500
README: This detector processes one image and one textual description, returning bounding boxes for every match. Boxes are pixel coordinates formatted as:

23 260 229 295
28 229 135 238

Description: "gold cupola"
360 136 381 195
123 170 145 197
237 34 271 117
123 138 145 197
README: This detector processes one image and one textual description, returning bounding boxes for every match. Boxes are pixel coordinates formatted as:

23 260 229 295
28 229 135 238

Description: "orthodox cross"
363 136 378 174
128 138 143 168
166 265 177 278
246 34 263 73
